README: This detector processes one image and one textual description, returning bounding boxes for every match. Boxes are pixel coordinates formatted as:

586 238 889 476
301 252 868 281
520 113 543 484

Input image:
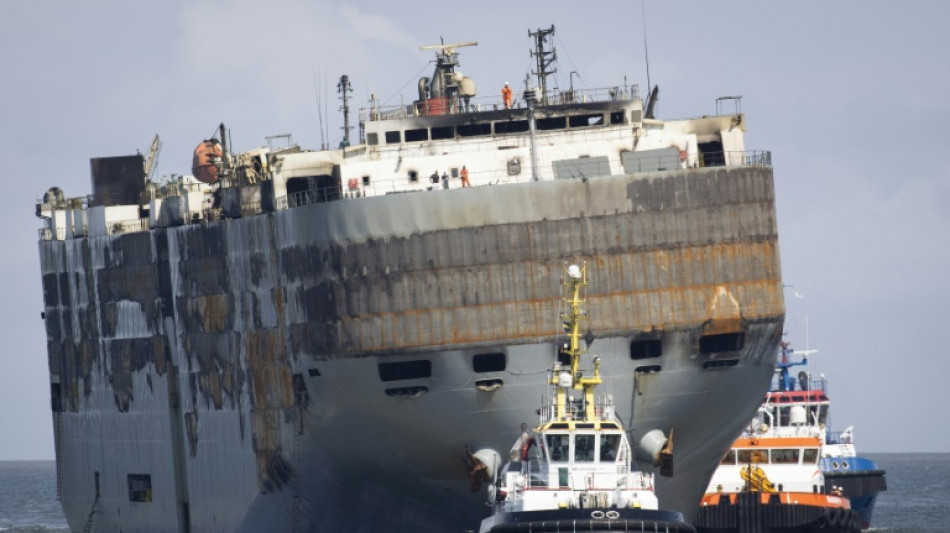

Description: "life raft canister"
192 140 223 184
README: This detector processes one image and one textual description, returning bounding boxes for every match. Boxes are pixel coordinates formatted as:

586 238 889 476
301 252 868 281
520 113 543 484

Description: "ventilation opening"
385 386 428 398
128 474 152 502
703 358 740 370
473 352 506 373
361 175 370 186
378 360 432 382
635 365 662 374
408 170 418 182
307 367 321 377
630 339 662 360
700 332 745 354
475 378 504 392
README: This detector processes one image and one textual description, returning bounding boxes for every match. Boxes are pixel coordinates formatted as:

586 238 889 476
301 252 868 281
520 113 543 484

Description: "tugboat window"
720 450 737 465
771 448 800 464
599 434 620 462
546 434 570 462
802 448 819 464
575 434 595 462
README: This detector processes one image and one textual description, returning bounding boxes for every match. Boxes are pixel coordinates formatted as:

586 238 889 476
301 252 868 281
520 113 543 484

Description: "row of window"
366 111 628 146
544 433 623 463
630 332 745 361
720 448 820 466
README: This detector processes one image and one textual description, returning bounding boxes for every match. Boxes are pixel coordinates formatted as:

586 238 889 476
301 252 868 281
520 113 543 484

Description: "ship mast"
338 74 353 148
552 263 602 421
529 26 557 106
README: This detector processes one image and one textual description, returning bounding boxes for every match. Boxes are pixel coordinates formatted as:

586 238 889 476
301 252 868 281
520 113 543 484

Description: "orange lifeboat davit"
191 140 223 184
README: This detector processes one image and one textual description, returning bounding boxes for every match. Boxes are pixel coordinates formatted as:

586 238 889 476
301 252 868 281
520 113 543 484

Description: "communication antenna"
313 67 326 150
641 0 652 95
338 74 353 148
529 26 557 106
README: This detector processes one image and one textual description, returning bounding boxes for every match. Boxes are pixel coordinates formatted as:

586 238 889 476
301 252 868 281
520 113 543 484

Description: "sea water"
1 454 947 532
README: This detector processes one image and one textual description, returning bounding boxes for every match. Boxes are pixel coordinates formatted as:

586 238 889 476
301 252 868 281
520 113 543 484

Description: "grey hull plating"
40 166 783 532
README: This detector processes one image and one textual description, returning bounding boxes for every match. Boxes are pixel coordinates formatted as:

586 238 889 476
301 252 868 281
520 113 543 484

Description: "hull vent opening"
630 339 662 360
702 358 740 370
699 332 745 354
473 352 506 373
378 360 432 382
384 386 428 398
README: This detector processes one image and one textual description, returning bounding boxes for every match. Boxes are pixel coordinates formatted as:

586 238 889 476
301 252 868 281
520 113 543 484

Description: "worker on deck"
460 165 471 187
502 82 513 109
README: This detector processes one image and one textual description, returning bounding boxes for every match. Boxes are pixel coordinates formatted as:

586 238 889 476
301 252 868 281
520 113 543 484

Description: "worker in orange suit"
501 82 513 109
460 165 471 187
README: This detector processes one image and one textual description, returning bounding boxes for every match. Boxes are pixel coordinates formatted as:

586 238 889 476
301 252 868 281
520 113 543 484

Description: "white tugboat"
476 264 694 533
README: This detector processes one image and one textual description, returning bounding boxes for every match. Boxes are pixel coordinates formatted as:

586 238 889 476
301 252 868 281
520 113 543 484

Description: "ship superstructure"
35 30 784 532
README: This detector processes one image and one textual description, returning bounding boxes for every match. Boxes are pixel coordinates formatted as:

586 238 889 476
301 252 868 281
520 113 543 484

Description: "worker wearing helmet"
501 82 513 109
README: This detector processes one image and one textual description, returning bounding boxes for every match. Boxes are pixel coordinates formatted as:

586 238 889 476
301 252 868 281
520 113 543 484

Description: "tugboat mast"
552 263 602 421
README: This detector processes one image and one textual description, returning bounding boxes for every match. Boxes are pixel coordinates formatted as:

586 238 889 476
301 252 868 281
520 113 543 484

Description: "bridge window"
803 449 819 464
431 126 454 140
599 434 620 462
575 434 595 462
405 128 428 142
569 114 604 128
771 449 800 464
458 123 491 137
385 131 401 144
537 116 567 130
610 111 625 125
546 434 570 462
495 120 529 134
367 133 379 146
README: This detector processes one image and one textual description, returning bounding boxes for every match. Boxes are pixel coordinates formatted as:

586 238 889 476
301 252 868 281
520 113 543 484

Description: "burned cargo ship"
36 32 784 532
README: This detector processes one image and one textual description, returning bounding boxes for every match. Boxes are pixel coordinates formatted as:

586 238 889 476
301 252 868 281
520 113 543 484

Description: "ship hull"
40 166 783 532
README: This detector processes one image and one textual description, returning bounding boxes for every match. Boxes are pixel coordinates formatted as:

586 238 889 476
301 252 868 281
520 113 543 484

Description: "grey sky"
2 1 947 459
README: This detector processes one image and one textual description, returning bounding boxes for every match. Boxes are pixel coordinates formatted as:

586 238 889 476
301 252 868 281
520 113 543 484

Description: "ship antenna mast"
552 263 602 421
338 74 353 148
529 25 557 106
641 0 652 95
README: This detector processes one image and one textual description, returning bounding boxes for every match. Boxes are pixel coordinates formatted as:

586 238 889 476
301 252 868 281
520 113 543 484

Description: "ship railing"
107 218 151 235
38 227 63 241
825 430 854 445
361 84 641 121
240 201 262 217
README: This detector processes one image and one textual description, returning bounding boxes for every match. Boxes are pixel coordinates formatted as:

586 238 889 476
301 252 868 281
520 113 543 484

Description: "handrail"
361 84 642 122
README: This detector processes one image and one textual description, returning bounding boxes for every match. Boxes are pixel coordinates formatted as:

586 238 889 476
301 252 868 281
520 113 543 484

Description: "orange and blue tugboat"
692 343 865 533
